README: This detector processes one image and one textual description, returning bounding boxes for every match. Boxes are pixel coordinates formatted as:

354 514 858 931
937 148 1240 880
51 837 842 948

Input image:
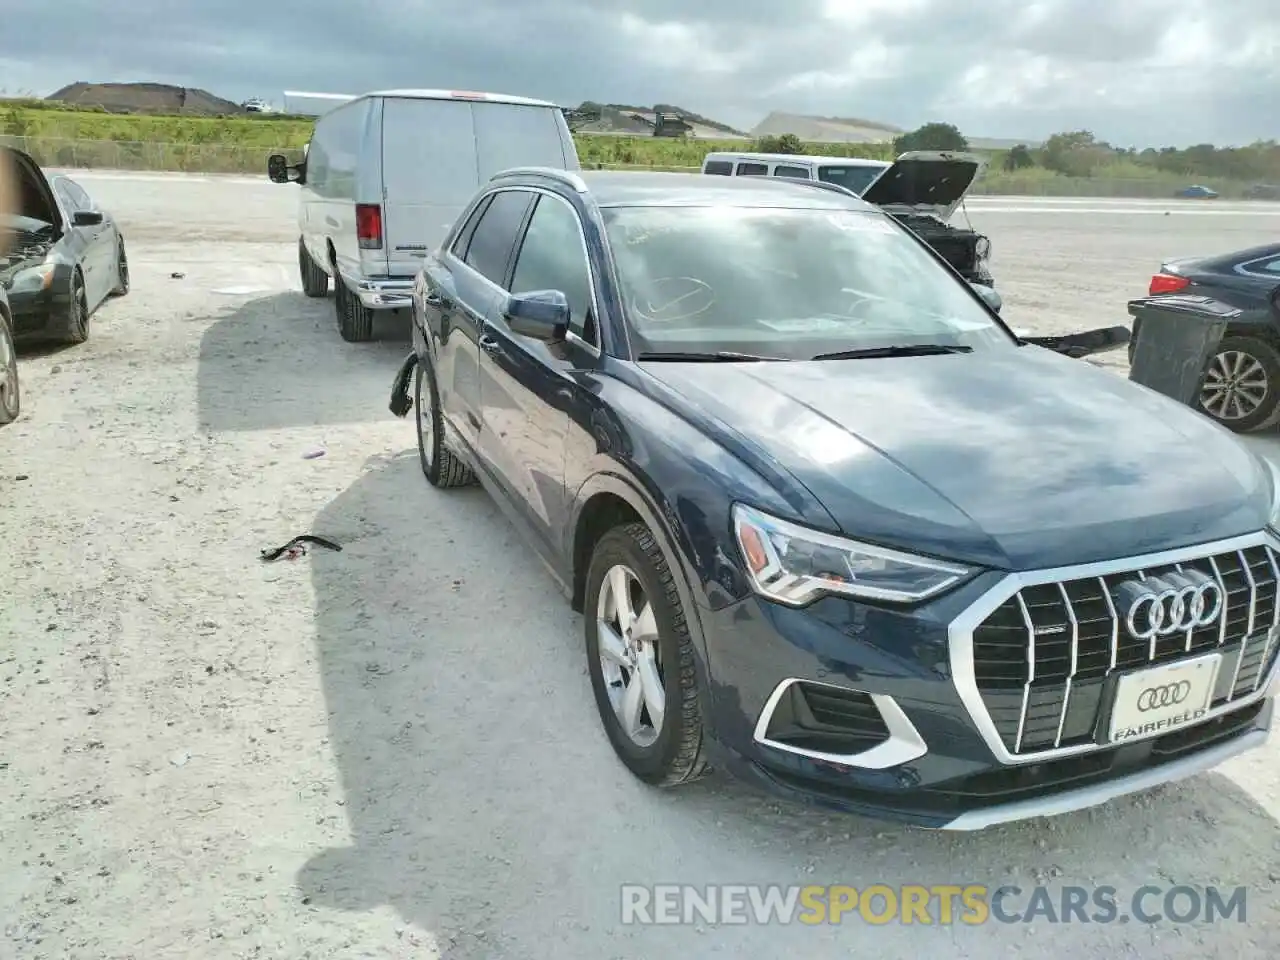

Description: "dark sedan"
1134 242 1280 431
0 146 129 344
390 170 1278 829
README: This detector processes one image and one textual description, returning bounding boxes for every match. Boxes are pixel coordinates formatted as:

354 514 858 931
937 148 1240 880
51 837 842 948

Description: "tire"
62 270 90 344
0 310 20 426
415 359 474 487
334 274 374 342
299 239 328 298
584 522 708 787
1199 335 1280 433
110 236 130 297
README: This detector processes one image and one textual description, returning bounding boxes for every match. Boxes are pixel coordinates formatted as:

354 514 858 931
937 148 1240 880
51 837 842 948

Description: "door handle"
478 335 502 355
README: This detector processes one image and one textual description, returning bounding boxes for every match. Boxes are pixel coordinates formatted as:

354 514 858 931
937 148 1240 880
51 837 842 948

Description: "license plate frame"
1107 652 1222 744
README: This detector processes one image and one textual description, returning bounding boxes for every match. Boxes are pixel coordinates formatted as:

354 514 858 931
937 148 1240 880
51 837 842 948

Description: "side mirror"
267 153 304 184
72 210 103 226
970 282 1002 314
504 290 569 342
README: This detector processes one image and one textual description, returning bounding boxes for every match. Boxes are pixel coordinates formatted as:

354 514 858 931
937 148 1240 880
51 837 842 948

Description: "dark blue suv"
389 169 1279 829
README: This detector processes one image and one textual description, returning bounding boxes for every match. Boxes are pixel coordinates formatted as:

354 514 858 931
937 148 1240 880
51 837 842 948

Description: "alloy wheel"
596 564 665 747
70 277 88 340
1201 349 1269 421
0 323 17 419
416 366 434 472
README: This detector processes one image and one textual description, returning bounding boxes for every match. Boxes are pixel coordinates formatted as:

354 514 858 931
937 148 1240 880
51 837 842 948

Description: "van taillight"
356 203 383 250
1149 273 1190 295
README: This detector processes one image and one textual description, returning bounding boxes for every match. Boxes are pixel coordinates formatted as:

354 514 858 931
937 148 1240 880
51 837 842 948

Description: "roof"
575 171 874 210
365 89 560 108
702 152 891 167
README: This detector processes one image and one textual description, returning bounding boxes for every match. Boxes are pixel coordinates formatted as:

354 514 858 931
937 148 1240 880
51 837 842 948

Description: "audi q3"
390 169 1278 829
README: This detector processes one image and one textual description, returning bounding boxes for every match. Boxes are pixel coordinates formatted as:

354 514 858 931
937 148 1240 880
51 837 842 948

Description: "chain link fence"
0 134 1254 199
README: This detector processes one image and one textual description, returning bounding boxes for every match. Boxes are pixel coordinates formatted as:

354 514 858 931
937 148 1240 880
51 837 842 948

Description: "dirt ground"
2 173 1279 959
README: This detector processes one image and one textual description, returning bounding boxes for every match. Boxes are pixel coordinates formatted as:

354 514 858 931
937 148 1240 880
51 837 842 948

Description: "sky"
1 0 1276 148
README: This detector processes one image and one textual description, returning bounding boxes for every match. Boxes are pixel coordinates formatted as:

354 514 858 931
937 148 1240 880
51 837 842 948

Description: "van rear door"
472 101 578 179
380 97 480 277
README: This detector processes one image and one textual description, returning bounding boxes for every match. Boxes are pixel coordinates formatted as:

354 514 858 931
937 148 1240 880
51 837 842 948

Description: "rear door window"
462 190 535 286
704 160 733 176
772 165 810 179
473 103 569 180
451 195 493 260
736 162 768 176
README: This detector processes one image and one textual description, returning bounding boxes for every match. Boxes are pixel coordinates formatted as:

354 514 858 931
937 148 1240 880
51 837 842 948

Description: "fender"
568 468 718 691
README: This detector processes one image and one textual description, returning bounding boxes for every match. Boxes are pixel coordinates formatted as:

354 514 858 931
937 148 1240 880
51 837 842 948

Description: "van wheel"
299 240 328 298
334 277 374 343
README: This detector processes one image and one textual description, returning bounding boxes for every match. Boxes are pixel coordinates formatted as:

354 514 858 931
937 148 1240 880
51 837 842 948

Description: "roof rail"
735 175 860 199
489 167 589 193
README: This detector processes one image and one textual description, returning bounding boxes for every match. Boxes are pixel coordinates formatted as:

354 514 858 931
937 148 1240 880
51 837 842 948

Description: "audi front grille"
951 533 1280 763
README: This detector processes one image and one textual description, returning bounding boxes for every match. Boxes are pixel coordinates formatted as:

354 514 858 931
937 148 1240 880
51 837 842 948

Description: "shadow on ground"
296 452 1280 959
196 291 411 433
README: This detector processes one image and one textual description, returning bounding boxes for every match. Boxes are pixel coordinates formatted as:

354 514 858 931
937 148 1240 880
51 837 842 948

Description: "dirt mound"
47 82 245 116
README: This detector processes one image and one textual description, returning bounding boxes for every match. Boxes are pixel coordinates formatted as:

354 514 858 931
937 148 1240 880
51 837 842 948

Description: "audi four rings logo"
1113 570 1223 641
1136 681 1193 711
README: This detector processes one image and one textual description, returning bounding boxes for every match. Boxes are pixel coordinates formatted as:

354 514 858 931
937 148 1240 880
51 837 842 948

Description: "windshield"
602 206 1012 360
817 165 888 195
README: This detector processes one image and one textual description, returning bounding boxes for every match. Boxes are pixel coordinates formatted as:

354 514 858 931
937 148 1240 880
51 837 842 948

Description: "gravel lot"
2 172 1279 959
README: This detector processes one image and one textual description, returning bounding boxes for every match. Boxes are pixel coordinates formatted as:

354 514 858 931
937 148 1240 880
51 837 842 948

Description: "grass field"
0 100 1261 198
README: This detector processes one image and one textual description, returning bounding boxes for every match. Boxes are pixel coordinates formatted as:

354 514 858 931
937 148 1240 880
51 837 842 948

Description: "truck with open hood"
701 149 994 287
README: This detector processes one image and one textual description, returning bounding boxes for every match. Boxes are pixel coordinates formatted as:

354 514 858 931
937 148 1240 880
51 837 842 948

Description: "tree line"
758 122 1280 185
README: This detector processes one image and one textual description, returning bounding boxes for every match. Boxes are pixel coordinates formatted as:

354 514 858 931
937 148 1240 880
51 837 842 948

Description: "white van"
267 89 580 342
701 152 891 196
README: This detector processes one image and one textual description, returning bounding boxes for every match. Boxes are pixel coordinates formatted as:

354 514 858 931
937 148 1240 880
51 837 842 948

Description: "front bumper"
7 286 67 339
351 276 414 310
701 532 1280 829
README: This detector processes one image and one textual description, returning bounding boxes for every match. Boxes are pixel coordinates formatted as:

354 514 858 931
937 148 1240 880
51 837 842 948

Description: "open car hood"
859 150 985 222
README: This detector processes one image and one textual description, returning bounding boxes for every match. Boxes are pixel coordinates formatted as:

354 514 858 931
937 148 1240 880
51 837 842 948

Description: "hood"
638 347 1270 571
859 150 984 222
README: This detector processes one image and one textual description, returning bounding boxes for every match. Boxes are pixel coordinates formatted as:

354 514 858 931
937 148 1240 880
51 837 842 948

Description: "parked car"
390 169 1278 829
0 146 129 344
1134 242 1280 431
266 88 580 343
703 150 994 287
0 282 17 425
1174 184 1219 199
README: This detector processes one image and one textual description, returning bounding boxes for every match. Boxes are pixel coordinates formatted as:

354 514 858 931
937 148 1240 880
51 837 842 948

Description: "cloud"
2 0 1275 146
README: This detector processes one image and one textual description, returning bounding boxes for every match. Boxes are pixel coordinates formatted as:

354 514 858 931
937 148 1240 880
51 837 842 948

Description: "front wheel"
0 311 20 425
62 271 90 344
584 522 707 786
1199 335 1280 433
299 239 328 298
414 359 474 488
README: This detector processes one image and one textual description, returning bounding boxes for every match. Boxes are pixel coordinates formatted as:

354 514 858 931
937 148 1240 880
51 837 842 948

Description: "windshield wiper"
636 351 788 362
810 344 973 361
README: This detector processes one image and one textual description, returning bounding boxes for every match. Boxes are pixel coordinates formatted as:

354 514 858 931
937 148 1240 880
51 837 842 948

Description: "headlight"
10 264 54 294
975 236 991 260
1264 459 1280 532
731 504 974 606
